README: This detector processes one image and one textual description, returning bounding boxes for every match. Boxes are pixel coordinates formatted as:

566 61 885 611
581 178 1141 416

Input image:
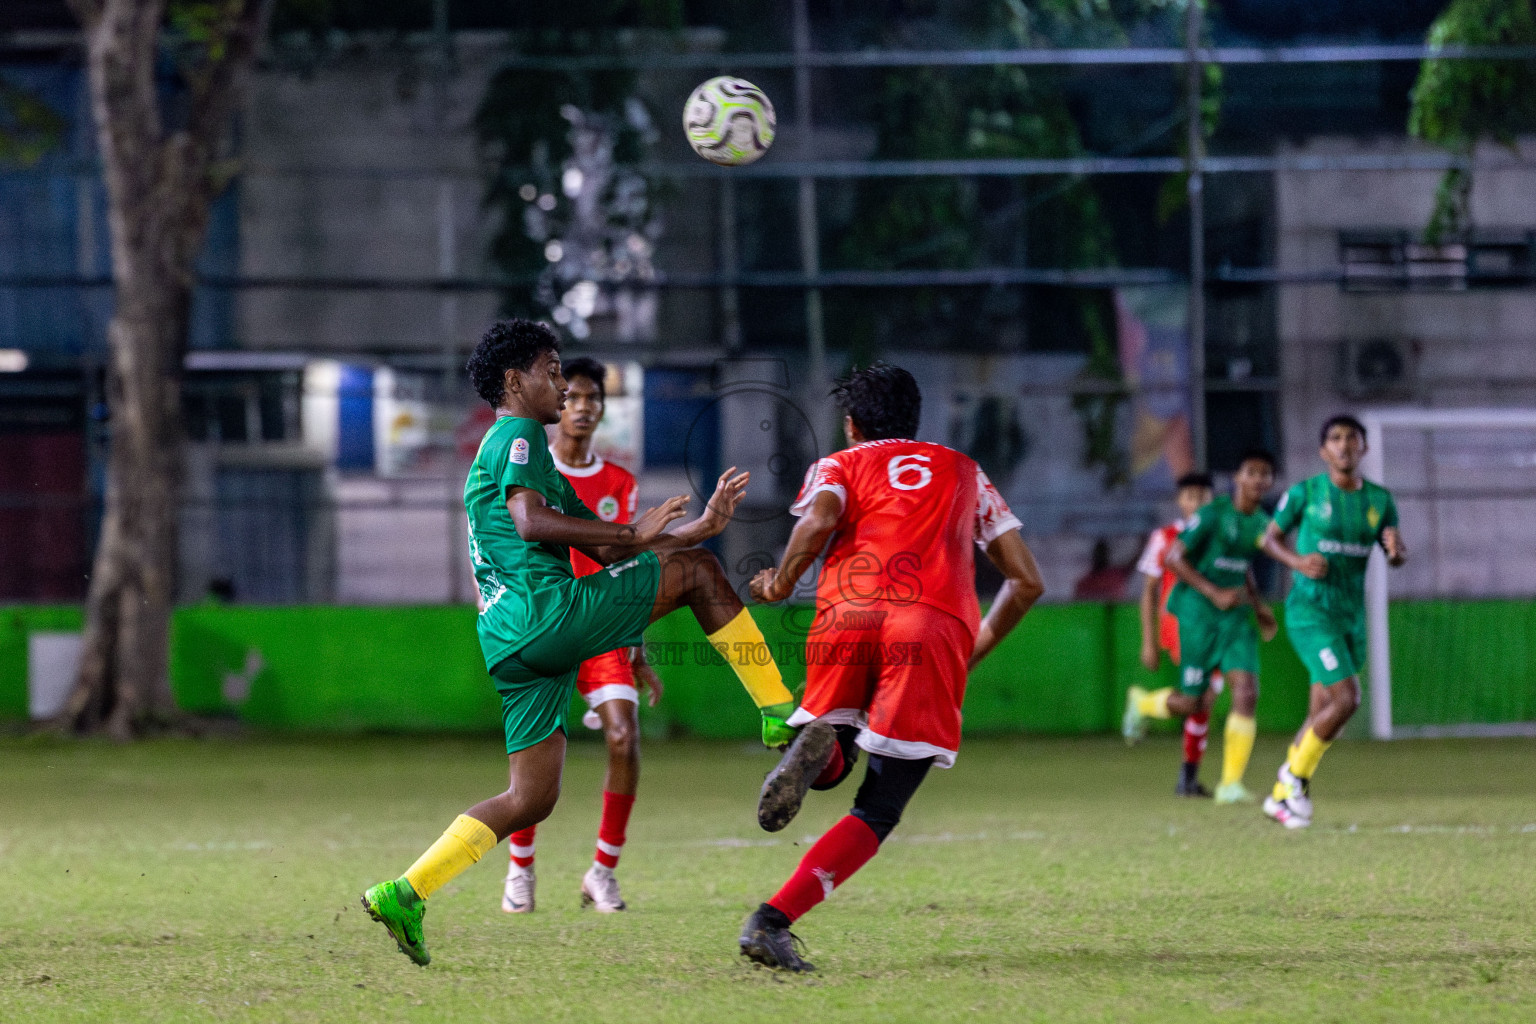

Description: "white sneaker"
580 864 626 912
1275 764 1313 820
501 865 535 913
1263 765 1313 829
1263 794 1311 829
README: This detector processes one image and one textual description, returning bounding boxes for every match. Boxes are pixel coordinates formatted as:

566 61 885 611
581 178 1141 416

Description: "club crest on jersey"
510 437 530 465
596 495 621 521
1313 499 1332 521
1367 506 1380 529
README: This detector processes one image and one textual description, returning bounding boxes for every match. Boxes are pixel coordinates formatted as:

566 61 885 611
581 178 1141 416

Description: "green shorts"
1285 599 1365 686
1176 606 1259 697
490 551 661 754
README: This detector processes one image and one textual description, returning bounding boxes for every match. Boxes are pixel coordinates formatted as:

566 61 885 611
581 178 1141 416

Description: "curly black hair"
1175 471 1214 491
832 362 922 441
465 319 561 408
561 356 607 402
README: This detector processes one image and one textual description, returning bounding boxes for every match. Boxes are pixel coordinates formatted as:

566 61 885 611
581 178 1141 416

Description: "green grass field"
4 733 1534 1023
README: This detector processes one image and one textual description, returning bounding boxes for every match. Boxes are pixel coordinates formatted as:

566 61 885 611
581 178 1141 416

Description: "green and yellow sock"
1220 713 1256 787
1137 687 1173 719
707 608 793 709
402 814 497 901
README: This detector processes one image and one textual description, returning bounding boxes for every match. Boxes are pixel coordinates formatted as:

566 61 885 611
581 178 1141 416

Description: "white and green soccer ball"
683 77 776 166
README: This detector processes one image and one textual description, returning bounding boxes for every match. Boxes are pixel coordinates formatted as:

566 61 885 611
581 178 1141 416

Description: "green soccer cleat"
760 702 799 748
1122 686 1147 746
1214 781 1254 804
362 879 430 966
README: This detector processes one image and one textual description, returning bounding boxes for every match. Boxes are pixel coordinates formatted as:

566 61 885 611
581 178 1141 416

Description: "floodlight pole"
1185 0 1208 470
793 0 828 441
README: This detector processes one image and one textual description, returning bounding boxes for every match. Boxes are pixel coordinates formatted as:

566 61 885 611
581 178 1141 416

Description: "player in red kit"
1134 472 1216 797
738 363 1046 972
501 357 663 915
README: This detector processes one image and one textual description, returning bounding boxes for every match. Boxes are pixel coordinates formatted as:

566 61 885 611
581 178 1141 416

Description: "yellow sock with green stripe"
402 814 497 901
1137 687 1173 719
1287 728 1331 780
706 608 793 709
1220 713 1256 787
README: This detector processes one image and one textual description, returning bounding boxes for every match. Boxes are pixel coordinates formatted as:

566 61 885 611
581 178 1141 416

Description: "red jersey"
550 448 639 578
1136 520 1184 652
791 439 1022 637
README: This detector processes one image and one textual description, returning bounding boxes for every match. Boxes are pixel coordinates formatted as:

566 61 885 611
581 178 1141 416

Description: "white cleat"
1263 764 1313 828
1263 795 1311 829
580 864 627 912
501 865 536 913
1274 764 1313 819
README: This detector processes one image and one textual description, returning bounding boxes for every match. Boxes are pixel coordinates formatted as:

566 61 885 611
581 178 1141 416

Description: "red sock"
594 790 636 869
766 815 880 923
812 741 845 787
1183 711 1209 765
509 825 536 869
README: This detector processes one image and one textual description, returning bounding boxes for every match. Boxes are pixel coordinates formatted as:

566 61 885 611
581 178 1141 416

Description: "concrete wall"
238 35 503 353
1274 136 1536 597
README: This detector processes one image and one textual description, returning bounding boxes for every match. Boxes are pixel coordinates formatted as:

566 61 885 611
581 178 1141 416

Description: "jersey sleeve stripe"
789 483 847 517
974 510 1022 548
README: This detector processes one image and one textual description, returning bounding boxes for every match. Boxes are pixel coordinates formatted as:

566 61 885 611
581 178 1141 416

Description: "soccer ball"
683 77 776 166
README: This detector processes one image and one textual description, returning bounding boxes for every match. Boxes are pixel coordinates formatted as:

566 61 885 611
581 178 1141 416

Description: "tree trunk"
63 0 271 738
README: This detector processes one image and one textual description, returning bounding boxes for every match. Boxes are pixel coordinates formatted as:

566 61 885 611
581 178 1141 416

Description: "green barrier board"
2 600 1532 737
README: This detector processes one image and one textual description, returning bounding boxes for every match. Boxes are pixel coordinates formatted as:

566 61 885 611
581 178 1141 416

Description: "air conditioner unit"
1337 338 1418 400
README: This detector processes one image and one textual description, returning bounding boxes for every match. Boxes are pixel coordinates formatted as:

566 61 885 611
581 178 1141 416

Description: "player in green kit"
362 319 800 965
1260 415 1407 829
1124 450 1278 803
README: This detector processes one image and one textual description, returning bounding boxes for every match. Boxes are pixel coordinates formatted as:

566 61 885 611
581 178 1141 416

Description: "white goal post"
1359 408 1536 740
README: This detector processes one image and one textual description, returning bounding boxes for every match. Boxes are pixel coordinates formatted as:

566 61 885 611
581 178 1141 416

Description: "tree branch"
180 0 274 199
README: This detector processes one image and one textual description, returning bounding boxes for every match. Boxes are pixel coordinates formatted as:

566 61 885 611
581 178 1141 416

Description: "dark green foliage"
471 4 682 312
1409 0 1536 239
0 77 65 168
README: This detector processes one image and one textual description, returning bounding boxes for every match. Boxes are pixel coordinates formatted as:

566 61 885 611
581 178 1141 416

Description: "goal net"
1360 409 1536 739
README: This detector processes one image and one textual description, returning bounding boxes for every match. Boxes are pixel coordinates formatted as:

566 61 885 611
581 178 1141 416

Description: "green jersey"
465 415 598 670
1166 495 1269 620
1271 472 1398 621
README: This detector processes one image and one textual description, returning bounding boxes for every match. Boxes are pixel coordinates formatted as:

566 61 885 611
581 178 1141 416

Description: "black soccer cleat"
1175 777 1213 798
739 907 814 972
757 720 837 833
1176 762 1211 798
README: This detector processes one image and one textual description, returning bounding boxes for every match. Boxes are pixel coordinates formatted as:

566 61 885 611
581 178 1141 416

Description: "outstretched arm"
508 487 686 561
748 490 842 603
969 529 1046 669
1260 521 1328 580
1166 540 1243 611
542 468 750 566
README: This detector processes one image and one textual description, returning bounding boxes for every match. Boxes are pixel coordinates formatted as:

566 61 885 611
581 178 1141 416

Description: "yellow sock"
707 608 793 709
403 814 497 900
1220 713 1256 787
1137 687 1173 719
1288 728 1331 780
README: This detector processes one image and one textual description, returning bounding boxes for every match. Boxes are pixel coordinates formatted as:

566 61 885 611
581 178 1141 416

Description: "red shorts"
787 601 973 769
575 648 637 708
1159 610 1181 662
